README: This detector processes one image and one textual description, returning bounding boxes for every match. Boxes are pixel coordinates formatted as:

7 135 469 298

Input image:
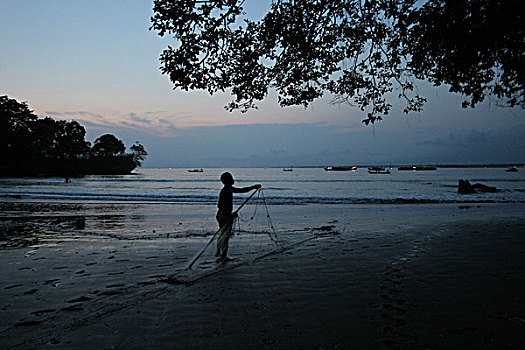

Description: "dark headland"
1 95 147 177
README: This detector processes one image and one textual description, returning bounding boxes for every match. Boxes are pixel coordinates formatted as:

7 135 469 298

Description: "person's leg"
216 216 226 257
221 226 232 259
216 220 233 258
215 223 222 257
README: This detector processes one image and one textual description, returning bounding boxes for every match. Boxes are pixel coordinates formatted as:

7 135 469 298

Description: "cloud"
44 111 105 120
43 109 186 137
44 110 114 129
121 121 137 127
143 111 167 115
158 118 171 124
40 105 525 168
421 129 491 147
417 127 524 163
128 113 153 124
74 119 111 129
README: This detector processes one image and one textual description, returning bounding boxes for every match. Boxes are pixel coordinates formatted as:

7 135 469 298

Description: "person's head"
220 172 234 186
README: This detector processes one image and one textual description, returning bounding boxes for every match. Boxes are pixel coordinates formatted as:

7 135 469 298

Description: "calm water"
1 167 524 205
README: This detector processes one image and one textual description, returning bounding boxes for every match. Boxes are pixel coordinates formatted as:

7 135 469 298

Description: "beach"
2 0 524 347
1 199 524 349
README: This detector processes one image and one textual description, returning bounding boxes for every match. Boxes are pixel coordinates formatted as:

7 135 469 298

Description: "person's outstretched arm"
232 184 261 193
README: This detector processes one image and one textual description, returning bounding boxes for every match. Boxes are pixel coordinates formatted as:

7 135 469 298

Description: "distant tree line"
0 95 147 177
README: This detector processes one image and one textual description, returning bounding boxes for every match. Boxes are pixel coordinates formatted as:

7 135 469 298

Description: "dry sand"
0 202 524 349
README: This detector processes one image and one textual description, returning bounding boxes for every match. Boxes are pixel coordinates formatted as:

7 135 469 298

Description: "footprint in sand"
62 305 83 312
31 309 55 316
98 289 123 296
379 262 410 347
4 284 23 290
14 320 44 327
67 296 91 303
47 338 61 345
262 338 276 345
44 279 61 287
392 306 406 315
395 319 408 327
137 280 156 286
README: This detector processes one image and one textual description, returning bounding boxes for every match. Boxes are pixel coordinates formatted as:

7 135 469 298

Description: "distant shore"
152 164 524 169
270 163 524 169
1 164 522 177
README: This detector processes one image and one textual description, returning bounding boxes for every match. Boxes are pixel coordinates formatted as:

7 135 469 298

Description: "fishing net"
187 188 281 270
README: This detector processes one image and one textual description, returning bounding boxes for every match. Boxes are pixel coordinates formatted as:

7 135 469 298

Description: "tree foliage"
32 118 91 160
92 134 126 157
130 141 148 167
0 95 147 176
0 95 37 163
151 0 525 124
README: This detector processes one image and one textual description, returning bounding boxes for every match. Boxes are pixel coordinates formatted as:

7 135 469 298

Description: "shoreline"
1 202 524 348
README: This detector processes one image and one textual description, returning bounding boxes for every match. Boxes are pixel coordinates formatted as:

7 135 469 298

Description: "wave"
1 191 216 203
2 190 523 205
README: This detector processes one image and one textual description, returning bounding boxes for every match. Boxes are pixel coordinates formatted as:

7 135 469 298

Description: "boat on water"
368 167 391 174
283 167 293 172
188 169 203 173
398 166 437 171
505 166 518 172
324 166 357 171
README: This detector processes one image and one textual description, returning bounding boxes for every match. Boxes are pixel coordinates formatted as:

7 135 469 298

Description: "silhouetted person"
216 172 261 262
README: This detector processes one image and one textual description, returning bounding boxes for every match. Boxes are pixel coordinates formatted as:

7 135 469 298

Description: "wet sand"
0 202 524 349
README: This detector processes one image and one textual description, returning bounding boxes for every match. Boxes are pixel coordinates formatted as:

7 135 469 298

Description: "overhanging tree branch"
151 0 525 124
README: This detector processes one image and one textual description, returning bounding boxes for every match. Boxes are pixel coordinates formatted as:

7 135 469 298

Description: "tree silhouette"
91 134 126 157
130 141 148 167
0 96 147 176
151 0 524 124
32 118 91 160
0 95 37 166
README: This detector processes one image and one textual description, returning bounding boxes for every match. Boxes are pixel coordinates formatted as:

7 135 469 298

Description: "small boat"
283 167 293 172
505 167 518 172
188 169 203 173
368 167 390 174
324 166 357 171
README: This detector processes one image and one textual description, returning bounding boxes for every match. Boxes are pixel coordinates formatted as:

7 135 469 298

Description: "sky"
1 0 524 167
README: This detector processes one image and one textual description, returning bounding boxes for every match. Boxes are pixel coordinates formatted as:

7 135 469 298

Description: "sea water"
1 167 523 316
0 167 523 205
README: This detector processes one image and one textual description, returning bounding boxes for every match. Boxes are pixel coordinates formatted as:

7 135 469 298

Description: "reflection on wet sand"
1 201 524 349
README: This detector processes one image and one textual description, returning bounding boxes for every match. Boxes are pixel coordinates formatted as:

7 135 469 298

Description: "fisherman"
216 172 261 262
